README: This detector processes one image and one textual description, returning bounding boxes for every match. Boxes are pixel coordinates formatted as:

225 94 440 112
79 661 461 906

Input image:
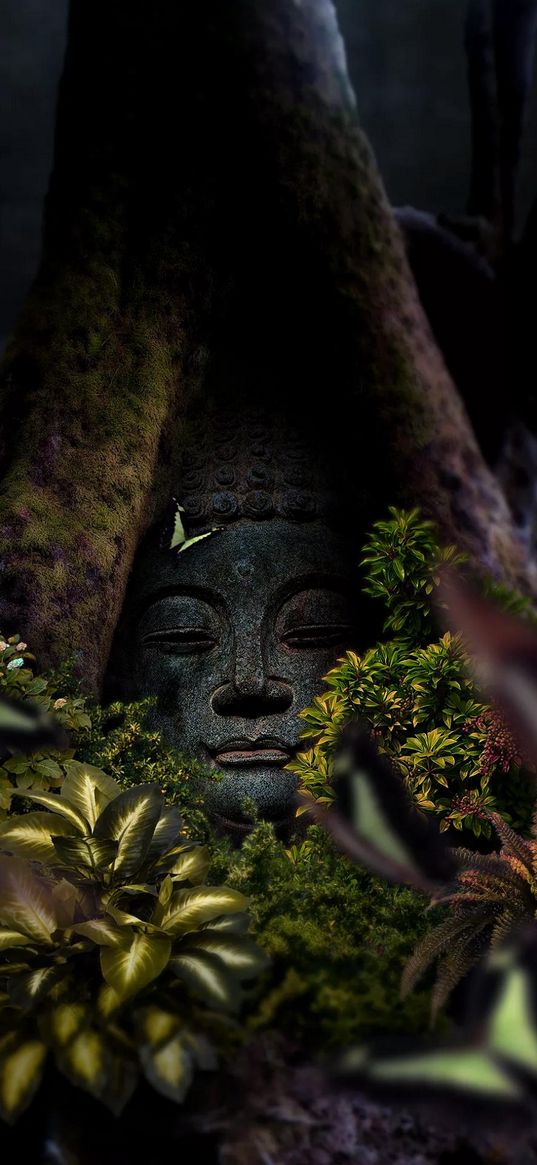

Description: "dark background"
1 0 537 355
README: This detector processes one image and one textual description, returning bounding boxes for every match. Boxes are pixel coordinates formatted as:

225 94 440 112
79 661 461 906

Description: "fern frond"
503 854 533 886
432 891 513 910
490 902 533 947
401 914 484 998
488 812 534 869
430 923 490 1020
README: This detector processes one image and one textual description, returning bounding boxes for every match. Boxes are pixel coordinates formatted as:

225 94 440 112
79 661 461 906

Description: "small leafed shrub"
0 635 91 818
0 765 266 1122
210 821 433 1049
289 508 535 838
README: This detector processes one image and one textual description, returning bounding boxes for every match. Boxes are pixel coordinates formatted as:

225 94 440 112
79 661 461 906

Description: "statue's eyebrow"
134 584 224 622
270 572 354 610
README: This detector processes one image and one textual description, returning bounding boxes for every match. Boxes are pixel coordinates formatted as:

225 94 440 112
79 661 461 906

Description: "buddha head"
108 399 373 833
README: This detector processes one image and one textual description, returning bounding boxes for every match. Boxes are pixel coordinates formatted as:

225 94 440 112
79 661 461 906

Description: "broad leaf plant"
0 762 266 1123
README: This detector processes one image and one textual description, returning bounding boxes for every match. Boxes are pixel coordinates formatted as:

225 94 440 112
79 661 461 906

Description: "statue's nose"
211 676 293 718
211 633 293 717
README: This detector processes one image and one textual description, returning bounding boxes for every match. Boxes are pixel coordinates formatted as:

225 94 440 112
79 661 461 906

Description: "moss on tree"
0 0 532 690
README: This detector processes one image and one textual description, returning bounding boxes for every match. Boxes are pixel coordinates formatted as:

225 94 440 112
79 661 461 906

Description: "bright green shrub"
289 508 535 838
209 822 433 1048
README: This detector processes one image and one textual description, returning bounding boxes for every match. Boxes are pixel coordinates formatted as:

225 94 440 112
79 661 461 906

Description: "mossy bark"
0 0 531 691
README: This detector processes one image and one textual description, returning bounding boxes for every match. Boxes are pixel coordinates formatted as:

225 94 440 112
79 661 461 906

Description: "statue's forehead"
132 519 354 609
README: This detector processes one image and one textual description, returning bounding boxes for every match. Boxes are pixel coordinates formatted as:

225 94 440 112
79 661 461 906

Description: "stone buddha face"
120 517 357 831
110 407 365 831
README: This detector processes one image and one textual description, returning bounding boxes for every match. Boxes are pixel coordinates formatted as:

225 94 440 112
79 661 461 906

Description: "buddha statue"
107 395 373 834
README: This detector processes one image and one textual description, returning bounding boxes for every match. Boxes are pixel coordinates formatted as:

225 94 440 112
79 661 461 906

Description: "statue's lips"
211 739 292 767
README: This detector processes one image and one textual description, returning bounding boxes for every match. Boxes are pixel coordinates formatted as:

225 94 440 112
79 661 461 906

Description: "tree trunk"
0 0 532 691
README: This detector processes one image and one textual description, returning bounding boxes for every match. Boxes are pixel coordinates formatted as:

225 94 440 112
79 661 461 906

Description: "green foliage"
0 634 91 820
290 509 535 838
78 698 218 840
0 766 265 1123
360 507 467 640
52 703 433 1053
209 823 433 1049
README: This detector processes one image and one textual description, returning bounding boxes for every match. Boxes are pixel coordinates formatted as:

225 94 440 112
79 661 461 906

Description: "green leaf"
96 983 122 1019
52 836 118 872
184 933 268 980
0 1037 47 1123
158 886 248 935
57 1028 110 1100
101 931 172 1001
147 805 183 862
136 1006 179 1050
18 789 87 833
94 784 163 881
73 916 124 948
61 762 121 830
8 966 62 1010
46 1002 90 1049
140 1033 193 1103
168 846 210 885
103 1052 139 1117
0 812 78 863
0 928 32 952
52 879 93 929
202 913 250 935
0 856 58 944
170 950 241 1012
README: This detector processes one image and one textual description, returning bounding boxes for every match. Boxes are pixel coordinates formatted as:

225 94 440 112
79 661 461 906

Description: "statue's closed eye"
140 595 221 654
141 628 217 654
276 587 354 652
281 623 353 649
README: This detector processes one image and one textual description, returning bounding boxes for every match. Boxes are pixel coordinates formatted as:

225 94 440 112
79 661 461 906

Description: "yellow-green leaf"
158 886 248 935
0 813 77 863
147 805 183 862
0 856 58 944
52 836 118 872
8 966 59 1009
52 879 94 929
170 950 241 1012
16 789 87 833
57 1028 110 1099
101 931 171 1001
74 916 124 948
61 762 121 830
47 1002 89 1048
136 1006 179 1050
96 983 122 1019
0 928 31 951
103 1052 139 1117
140 1034 193 1103
184 933 268 980
169 846 210 885
94 784 162 881
0 1038 47 1123
203 913 250 936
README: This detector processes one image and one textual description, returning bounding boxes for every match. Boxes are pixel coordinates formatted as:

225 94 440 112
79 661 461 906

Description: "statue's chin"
200 765 299 830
